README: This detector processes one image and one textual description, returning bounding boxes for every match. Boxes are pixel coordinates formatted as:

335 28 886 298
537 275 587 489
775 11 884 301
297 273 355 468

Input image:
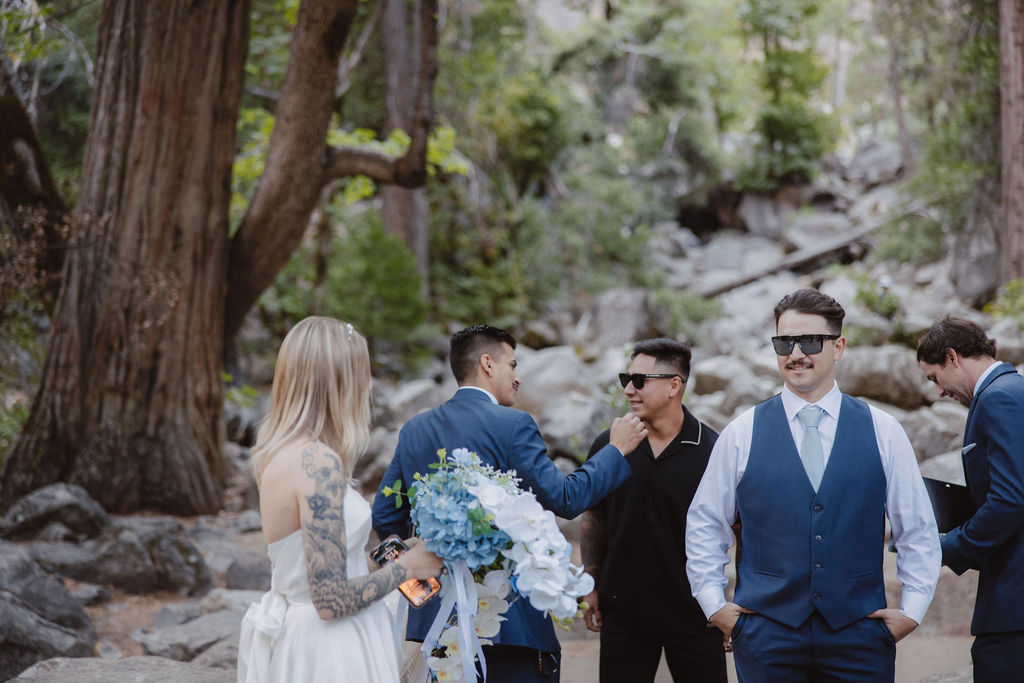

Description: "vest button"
814 534 822 541
815 563 823 569
813 504 823 512
813 592 822 599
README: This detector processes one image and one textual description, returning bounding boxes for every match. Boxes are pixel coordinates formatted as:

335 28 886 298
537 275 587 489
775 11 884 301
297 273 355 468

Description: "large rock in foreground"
14 656 234 682
0 541 96 680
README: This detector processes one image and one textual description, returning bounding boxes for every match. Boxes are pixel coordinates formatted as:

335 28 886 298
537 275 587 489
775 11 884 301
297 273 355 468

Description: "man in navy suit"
372 324 647 681
918 315 1024 682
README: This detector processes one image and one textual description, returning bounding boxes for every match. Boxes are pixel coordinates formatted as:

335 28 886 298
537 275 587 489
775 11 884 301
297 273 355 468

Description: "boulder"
573 288 663 353
900 403 967 463
845 140 904 187
0 541 96 681
783 211 853 251
917 568 977 638
918 666 974 683
132 610 241 662
187 521 269 591
386 378 454 425
25 517 212 597
191 635 238 669
537 392 617 461
514 346 595 417
14 656 235 682
835 345 935 410
0 483 110 541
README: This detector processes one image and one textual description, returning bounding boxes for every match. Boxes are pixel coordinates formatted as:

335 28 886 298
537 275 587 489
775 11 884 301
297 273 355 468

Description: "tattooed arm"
299 444 410 620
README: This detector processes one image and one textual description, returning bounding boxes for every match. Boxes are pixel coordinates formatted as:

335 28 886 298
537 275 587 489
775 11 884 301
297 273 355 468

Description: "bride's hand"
396 538 443 579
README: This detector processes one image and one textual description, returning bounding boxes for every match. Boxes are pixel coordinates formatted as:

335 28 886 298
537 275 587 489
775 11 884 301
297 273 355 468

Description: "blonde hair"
251 316 372 482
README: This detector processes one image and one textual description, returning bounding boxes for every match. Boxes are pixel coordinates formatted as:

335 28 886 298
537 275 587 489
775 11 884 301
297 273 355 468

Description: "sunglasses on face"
771 334 840 356
618 373 683 389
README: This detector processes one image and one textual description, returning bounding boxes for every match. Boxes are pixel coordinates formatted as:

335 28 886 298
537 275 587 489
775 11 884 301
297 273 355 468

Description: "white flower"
481 569 512 600
492 495 552 541
466 477 511 509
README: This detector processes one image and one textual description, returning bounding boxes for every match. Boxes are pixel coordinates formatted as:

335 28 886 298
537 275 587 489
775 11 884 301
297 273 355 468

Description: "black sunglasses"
771 334 840 356
618 373 683 389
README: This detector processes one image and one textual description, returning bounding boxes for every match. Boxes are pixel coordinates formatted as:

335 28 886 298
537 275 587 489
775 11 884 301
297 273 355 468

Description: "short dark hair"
631 338 692 378
773 288 845 335
449 325 517 383
916 315 997 365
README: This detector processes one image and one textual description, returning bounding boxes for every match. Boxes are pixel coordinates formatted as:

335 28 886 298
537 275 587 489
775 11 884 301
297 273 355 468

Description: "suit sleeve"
509 414 630 519
371 432 413 540
942 389 1024 574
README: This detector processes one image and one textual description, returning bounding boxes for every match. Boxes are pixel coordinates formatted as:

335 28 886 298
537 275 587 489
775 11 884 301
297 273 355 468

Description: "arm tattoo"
580 508 607 583
300 446 409 619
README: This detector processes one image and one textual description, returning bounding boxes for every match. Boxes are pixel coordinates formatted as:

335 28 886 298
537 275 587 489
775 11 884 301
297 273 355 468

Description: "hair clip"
346 322 354 340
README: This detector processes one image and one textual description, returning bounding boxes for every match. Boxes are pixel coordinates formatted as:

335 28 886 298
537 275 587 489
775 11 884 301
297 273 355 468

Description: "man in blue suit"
917 315 1024 682
372 324 647 681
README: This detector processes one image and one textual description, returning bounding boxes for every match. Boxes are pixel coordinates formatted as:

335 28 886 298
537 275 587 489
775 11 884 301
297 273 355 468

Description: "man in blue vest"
917 315 1024 682
686 288 941 682
372 324 647 681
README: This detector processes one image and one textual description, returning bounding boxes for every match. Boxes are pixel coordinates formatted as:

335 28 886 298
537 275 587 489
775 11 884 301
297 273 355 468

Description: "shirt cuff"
898 589 933 625
695 587 727 620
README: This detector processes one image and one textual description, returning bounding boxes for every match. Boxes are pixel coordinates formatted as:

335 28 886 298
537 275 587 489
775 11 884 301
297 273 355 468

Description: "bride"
238 316 442 682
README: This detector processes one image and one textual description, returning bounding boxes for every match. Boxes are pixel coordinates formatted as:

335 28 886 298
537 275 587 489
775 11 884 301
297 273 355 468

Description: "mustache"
785 360 814 370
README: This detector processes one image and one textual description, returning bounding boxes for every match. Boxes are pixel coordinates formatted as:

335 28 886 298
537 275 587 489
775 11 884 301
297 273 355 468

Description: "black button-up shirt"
587 407 718 634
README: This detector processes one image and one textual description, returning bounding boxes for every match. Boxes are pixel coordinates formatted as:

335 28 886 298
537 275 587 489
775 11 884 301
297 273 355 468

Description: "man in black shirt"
581 338 726 682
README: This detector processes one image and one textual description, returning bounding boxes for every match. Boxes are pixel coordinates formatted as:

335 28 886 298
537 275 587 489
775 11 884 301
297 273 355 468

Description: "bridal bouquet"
382 448 593 682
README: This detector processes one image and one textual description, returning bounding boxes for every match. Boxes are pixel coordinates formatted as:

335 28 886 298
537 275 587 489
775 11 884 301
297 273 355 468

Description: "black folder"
922 477 976 534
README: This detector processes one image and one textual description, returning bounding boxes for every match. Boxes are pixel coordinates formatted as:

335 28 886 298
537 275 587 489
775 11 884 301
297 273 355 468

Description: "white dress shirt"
685 382 941 624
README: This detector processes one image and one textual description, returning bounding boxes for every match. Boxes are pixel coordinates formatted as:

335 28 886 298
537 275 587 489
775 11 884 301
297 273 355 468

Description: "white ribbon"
421 560 488 681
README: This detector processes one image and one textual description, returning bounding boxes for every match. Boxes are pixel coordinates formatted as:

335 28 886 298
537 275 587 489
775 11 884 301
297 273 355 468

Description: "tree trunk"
380 0 429 289
1000 0 1024 282
1 0 249 514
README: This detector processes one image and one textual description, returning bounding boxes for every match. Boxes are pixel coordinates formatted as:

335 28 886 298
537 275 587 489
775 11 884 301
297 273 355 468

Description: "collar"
973 360 1004 397
677 405 704 446
781 381 841 422
456 385 498 405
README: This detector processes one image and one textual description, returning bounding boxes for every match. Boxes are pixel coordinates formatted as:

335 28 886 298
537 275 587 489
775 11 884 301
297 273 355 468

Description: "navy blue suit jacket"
942 362 1024 634
371 387 631 652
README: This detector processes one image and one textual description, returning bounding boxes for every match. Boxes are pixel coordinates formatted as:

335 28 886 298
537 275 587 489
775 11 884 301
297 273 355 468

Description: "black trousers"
972 630 1024 683
599 609 727 683
480 644 560 682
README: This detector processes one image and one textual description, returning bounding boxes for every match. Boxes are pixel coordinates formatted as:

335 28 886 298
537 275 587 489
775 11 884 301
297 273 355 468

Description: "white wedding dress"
237 487 402 682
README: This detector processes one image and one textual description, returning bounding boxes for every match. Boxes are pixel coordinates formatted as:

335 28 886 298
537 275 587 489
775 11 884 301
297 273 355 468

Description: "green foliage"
984 280 1024 331
221 372 260 409
0 296 47 465
650 288 722 344
853 276 901 320
258 210 430 374
870 212 947 265
736 0 836 191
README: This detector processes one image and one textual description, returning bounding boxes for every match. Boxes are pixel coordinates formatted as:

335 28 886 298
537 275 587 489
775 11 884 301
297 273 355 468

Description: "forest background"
0 0 1021 515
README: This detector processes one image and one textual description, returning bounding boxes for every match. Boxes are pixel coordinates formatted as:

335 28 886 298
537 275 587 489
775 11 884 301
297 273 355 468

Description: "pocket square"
962 443 977 455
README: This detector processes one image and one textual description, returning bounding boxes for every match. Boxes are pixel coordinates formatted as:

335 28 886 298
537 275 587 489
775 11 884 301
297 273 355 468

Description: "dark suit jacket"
942 362 1024 634
371 387 631 652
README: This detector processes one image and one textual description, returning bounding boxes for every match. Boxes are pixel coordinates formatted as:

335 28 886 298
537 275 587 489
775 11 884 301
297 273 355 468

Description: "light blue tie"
797 405 825 492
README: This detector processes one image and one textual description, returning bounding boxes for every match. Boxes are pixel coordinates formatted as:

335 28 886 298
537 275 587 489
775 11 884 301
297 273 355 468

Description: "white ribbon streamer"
420 560 488 681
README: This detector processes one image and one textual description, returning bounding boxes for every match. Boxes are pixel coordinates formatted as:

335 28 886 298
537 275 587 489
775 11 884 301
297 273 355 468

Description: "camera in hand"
370 534 441 607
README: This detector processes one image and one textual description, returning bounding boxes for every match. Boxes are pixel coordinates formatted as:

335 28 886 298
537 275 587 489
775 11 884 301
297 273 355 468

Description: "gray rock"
737 193 798 239
25 518 212 597
197 589 264 618
190 635 238 669
133 610 241 662
845 140 904 187
514 346 594 417
835 345 935 410
228 510 262 534
537 392 616 461
518 319 561 349
574 287 663 353
783 211 853 250
355 427 400 484
900 404 967 463
0 483 110 541
0 541 96 681
153 602 202 628
918 665 974 682
71 584 111 607
14 656 235 682
225 551 271 591
387 378 453 425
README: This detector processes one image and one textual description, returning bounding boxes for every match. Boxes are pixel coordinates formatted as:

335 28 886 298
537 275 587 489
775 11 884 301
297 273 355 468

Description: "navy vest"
734 394 887 629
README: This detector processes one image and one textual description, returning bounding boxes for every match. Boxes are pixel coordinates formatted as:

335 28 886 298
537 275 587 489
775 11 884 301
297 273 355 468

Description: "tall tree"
1000 0 1024 282
1 0 439 514
379 0 429 288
